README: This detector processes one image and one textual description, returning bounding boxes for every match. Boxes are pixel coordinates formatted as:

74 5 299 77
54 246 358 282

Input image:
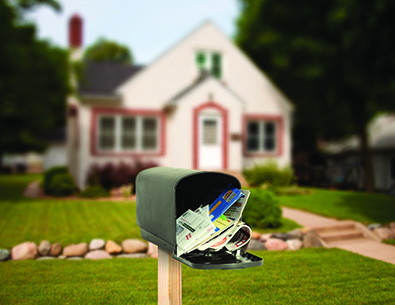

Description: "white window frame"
97 114 159 153
246 120 277 154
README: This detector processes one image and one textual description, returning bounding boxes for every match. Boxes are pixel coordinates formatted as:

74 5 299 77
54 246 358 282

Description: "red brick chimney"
69 14 83 48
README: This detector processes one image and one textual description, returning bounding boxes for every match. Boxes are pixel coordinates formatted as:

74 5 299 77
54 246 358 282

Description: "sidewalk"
282 207 395 265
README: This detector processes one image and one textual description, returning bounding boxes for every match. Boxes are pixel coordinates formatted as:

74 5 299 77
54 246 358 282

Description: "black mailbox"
136 167 263 270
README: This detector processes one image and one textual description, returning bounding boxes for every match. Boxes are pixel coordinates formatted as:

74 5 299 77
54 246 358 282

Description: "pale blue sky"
26 0 240 64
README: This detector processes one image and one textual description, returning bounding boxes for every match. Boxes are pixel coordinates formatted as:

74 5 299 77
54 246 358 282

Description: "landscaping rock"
368 223 382 230
117 253 148 259
0 249 11 261
247 239 267 250
271 233 289 241
63 243 88 257
303 230 323 248
85 250 112 260
67 257 83 260
259 233 272 242
373 228 395 240
147 242 158 258
49 243 62 257
37 256 56 260
12 242 37 260
105 240 122 254
287 229 303 240
264 238 288 251
89 239 105 251
58 255 66 260
122 239 148 254
389 222 395 231
287 239 303 251
251 231 261 240
38 240 51 256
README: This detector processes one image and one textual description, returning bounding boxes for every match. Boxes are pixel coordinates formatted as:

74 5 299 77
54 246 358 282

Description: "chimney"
69 14 83 49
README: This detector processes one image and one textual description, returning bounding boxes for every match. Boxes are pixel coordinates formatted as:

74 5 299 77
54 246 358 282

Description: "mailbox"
136 167 263 270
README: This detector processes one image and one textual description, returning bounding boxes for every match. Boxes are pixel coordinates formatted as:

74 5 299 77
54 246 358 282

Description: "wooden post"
158 247 182 305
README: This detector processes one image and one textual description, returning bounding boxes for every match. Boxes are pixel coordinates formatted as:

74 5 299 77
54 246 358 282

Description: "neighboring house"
67 15 294 189
41 127 67 171
323 113 395 193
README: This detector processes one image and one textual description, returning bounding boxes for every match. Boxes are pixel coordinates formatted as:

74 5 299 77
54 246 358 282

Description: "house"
66 14 294 189
322 113 395 193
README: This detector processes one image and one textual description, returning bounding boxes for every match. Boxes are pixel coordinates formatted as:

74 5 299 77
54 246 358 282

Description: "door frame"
193 101 228 169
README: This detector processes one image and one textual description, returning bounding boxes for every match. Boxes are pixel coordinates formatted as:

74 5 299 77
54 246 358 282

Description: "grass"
0 175 300 248
0 174 41 200
383 239 395 246
256 217 302 234
1 175 395 303
279 187 395 224
0 248 394 304
0 199 140 248
0 174 140 248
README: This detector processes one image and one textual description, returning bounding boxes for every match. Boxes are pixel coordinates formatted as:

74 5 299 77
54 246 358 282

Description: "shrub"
79 185 110 198
242 189 282 229
243 160 295 188
85 159 159 193
47 173 75 197
43 166 69 195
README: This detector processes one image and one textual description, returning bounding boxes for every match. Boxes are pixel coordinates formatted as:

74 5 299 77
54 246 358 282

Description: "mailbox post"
136 167 262 304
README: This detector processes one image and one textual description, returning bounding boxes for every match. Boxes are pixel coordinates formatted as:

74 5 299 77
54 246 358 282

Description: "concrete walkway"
283 207 395 265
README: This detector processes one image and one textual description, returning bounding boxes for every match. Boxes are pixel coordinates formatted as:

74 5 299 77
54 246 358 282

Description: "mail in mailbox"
136 167 263 270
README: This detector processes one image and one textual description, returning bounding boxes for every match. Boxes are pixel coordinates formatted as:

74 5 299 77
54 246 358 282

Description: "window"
246 120 277 153
211 53 222 79
99 117 115 150
97 115 159 153
195 50 222 79
202 119 218 145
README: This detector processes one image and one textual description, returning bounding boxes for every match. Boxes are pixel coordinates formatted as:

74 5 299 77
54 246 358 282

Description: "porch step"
319 229 364 243
310 221 376 246
313 222 356 234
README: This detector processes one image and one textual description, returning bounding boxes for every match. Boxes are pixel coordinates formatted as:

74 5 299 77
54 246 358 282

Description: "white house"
67 15 294 189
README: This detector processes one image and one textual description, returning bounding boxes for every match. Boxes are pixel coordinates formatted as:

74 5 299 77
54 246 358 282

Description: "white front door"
198 114 222 169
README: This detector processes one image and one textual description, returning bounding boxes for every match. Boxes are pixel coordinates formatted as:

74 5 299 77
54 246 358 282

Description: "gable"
116 21 293 115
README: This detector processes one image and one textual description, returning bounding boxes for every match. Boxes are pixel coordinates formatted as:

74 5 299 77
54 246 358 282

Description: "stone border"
0 239 158 262
0 228 326 262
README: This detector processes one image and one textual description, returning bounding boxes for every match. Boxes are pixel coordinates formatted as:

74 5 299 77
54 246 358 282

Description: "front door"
198 114 222 169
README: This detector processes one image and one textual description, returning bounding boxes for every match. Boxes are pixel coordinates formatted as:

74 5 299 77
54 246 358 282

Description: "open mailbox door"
136 167 263 270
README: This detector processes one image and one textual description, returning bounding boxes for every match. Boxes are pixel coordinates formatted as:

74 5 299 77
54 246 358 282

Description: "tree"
235 0 395 192
0 0 69 159
84 37 133 64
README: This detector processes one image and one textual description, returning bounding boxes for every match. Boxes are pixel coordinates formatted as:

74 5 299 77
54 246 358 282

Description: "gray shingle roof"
78 61 144 96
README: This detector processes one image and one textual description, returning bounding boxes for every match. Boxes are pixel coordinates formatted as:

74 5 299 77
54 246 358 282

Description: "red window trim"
90 107 166 157
242 114 283 157
193 101 228 169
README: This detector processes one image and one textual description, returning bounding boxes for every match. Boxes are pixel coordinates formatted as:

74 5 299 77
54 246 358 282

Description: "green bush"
48 173 75 197
79 185 110 198
43 166 68 194
243 160 294 188
243 189 282 229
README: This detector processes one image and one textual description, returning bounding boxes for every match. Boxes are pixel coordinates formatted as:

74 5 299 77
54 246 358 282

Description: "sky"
26 0 241 65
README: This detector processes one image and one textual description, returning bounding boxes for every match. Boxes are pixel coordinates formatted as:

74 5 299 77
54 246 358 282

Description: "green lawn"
1 175 395 304
1 248 394 304
0 175 299 248
279 188 395 224
0 174 41 200
0 174 140 248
